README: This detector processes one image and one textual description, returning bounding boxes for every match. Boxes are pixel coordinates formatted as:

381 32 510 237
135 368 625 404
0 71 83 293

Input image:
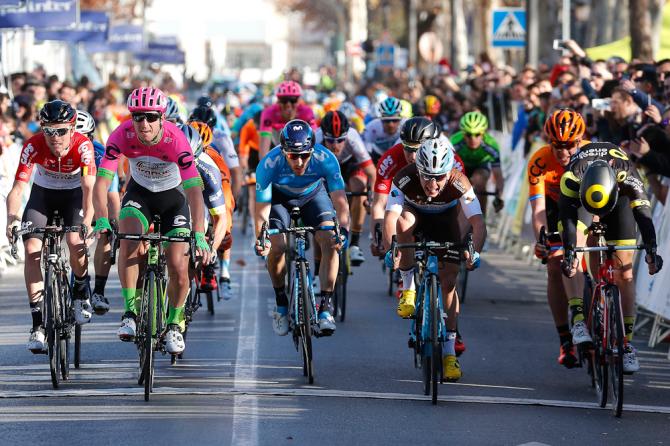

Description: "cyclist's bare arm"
363 164 376 187
370 192 387 234
230 166 242 200
468 214 487 252
383 209 400 251
210 213 227 252
93 176 112 223
6 180 27 223
330 189 350 230
255 202 272 238
530 197 548 239
492 166 505 195
260 135 272 159
81 175 96 229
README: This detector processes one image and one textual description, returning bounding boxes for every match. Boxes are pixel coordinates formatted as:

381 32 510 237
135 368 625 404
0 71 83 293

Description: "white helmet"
75 110 95 135
416 137 455 176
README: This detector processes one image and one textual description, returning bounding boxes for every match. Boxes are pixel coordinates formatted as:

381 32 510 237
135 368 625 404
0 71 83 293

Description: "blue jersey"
93 140 106 167
256 144 345 203
196 152 226 216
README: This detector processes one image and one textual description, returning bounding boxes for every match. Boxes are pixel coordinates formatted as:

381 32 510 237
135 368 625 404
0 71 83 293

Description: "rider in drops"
5 100 96 353
254 120 350 337
385 137 486 381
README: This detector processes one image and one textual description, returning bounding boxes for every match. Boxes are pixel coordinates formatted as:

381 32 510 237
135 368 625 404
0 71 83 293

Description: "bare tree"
629 0 653 61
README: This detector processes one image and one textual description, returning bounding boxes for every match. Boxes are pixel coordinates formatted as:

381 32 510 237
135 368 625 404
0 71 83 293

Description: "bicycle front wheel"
591 290 608 408
59 271 71 380
138 271 155 401
606 285 625 417
430 274 441 405
45 265 61 389
457 262 468 304
299 262 314 384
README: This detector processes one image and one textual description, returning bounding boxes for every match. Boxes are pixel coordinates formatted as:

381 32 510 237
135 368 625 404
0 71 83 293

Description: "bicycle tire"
457 262 468 304
387 267 394 296
413 288 423 369
299 261 314 384
583 274 595 388
58 271 71 380
205 290 214 315
607 285 625 417
45 264 61 389
141 271 155 401
592 288 608 408
74 324 81 369
430 274 441 405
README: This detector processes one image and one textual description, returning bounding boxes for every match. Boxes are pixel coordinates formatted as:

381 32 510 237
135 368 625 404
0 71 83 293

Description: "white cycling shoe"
623 344 640 374
220 277 234 300
73 298 93 325
27 328 46 353
273 307 290 336
90 292 110 315
350 245 365 266
318 312 336 336
570 321 592 345
164 325 185 354
117 313 137 341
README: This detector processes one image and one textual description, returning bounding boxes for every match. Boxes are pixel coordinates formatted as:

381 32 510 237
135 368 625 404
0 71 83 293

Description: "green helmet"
459 111 488 134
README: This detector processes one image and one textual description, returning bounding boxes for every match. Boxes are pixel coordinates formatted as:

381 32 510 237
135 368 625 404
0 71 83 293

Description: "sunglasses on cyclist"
402 144 420 153
550 141 578 150
420 172 448 182
43 127 71 137
464 132 483 138
131 112 162 123
285 151 312 161
324 136 346 143
279 98 298 105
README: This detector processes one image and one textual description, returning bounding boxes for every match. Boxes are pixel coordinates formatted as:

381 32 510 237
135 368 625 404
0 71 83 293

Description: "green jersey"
450 131 501 174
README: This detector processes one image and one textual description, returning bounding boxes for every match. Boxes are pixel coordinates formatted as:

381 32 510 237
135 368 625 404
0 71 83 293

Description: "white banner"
636 200 670 319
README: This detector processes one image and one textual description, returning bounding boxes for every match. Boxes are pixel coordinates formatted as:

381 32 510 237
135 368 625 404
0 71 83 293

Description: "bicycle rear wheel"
606 286 625 417
387 267 394 296
74 324 81 369
430 275 441 405
45 265 61 389
299 262 314 384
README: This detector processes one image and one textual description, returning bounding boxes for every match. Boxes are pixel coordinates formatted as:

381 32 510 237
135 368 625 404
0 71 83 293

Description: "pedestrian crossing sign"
492 8 526 48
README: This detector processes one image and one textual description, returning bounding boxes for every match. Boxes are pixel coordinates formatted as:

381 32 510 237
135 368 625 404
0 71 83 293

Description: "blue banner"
84 24 143 53
134 47 185 65
35 10 108 43
0 0 77 29
0 1 23 7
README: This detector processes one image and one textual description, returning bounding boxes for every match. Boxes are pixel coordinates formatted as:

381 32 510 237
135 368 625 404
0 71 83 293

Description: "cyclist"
315 110 375 266
238 109 262 236
451 111 504 213
362 96 404 165
528 108 591 368
254 119 350 337
191 121 235 298
189 105 242 200
385 137 486 381
258 81 316 158
559 142 663 374
5 100 96 353
77 110 120 315
164 97 183 125
93 87 211 355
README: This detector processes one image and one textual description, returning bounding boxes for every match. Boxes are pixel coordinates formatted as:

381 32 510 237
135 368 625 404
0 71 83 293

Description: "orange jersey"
527 141 590 203
238 119 259 158
205 146 235 232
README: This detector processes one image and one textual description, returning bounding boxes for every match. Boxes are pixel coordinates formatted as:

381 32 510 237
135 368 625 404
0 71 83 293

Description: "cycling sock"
400 268 415 291
29 301 43 329
445 330 457 356
624 316 635 342
122 288 137 314
166 305 185 327
557 324 572 345
320 291 333 313
314 260 321 276
93 275 108 296
274 286 288 307
568 297 584 324
220 259 230 279
73 274 89 298
350 232 361 247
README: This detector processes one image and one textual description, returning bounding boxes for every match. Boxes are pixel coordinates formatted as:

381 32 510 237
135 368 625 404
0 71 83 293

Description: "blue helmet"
280 119 314 152
377 97 402 120
354 95 370 113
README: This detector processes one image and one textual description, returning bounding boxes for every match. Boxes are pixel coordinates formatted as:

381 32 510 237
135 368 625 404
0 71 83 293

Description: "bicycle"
374 222 399 298
566 222 651 418
11 211 88 389
111 215 196 401
392 233 474 405
258 208 340 384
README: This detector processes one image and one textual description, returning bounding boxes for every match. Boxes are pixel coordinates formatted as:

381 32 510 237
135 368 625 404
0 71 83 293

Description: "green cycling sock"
122 288 137 314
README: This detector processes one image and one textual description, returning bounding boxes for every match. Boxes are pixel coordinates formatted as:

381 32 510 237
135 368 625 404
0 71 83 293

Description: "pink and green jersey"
98 120 203 193
259 103 316 145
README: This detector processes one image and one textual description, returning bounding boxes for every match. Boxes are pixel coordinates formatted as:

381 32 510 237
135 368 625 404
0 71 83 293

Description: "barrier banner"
133 40 185 64
84 24 143 53
636 200 670 319
0 0 76 29
35 10 108 42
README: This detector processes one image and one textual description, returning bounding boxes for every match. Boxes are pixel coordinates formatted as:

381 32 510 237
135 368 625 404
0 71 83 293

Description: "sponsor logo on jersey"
378 182 388 191
397 175 410 188
377 156 394 177
79 142 92 165
173 215 188 226
125 200 142 209
312 151 326 162
209 190 222 202
21 143 35 166
264 156 280 169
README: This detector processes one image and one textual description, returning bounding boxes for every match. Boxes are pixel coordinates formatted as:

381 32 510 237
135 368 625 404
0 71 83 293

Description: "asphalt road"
0 228 669 446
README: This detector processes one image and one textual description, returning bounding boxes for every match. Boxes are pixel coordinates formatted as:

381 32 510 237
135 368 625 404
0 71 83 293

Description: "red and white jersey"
15 132 96 190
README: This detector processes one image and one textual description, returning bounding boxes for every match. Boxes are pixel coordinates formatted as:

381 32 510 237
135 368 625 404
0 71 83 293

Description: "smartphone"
591 98 611 111
552 39 565 51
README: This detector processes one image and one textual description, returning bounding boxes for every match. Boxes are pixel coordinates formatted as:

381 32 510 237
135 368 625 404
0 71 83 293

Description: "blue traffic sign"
492 8 526 48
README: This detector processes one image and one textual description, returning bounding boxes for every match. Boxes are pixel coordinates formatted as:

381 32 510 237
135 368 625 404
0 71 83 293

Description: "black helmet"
579 159 619 217
39 100 76 125
400 117 439 149
280 119 314 152
196 96 213 108
320 111 350 138
188 105 217 129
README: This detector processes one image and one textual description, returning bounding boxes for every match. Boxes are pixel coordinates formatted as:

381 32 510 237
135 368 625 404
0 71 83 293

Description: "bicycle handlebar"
391 233 474 260
10 224 88 260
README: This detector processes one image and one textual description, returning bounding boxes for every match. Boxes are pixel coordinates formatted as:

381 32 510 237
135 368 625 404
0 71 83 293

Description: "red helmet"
127 87 168 113
276 81 302 99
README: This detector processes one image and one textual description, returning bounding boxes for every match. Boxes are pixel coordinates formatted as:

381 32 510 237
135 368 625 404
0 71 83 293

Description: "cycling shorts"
341 159 367 184
405 204 462 264
269 183 336 231
22 185 83 241
120 179 191 235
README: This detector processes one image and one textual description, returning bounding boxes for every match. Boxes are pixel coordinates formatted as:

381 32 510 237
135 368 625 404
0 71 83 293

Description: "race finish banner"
84 24 143 53
491 8 526 48
0 0 77 28
35 10 108 43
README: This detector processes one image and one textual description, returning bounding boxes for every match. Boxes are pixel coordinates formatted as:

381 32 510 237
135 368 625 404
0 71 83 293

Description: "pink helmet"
275 80 302 99
127 87 168 113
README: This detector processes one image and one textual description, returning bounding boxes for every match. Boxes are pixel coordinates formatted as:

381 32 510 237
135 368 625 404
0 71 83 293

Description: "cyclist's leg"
267 199 290 335
396 207 419 317
22 191 48 346
348 170 367 261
